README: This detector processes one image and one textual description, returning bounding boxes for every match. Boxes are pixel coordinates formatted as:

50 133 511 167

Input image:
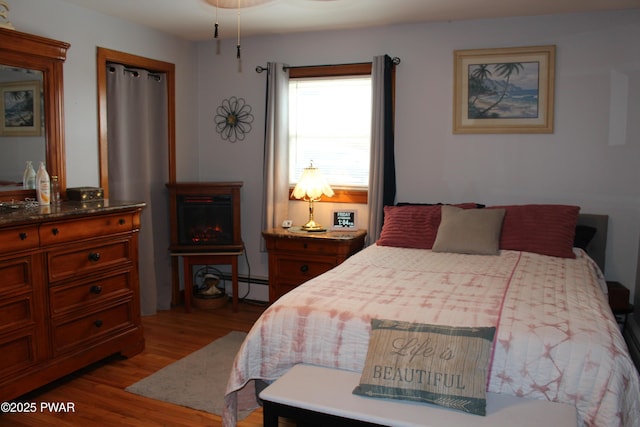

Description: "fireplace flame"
190 224 226 243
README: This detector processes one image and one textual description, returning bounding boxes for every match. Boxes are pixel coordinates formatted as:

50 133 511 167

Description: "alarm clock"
331 210 357 230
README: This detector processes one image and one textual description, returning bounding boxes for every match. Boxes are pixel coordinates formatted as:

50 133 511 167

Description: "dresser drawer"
0 329 40 380
273 237 339 255
51 300 135 355
39 213 135 246
0 294 35 333
0 225 39 254
49 270 133 315
0 256 34 295
47 238 133 283
274 255 336 284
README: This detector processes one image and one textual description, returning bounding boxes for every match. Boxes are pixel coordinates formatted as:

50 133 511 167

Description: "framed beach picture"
453 45 555 134
0 80 42 137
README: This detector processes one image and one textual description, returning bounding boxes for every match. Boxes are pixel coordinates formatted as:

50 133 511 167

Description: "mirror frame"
0 28 69 202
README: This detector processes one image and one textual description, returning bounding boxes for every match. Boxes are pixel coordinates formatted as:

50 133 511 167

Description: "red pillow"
377 203 478 249
487 204 580 258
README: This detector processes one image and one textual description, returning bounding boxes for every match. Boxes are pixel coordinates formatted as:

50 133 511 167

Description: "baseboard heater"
218 273 269 286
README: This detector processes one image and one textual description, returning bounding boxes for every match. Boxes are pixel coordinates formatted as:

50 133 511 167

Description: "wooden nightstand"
262 228 367 303
607 281 634 331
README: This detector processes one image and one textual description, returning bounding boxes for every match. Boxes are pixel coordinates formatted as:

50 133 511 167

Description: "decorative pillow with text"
353 319 496 416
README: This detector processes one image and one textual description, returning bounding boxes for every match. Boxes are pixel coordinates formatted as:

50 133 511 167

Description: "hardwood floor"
1 301 271 427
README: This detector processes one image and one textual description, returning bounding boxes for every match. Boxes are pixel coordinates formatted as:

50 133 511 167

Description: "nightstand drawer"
275 256 336 284
263 228 367 303
273 237 338 254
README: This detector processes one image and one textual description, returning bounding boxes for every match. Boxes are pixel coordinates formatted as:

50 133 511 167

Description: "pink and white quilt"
224 245 640 427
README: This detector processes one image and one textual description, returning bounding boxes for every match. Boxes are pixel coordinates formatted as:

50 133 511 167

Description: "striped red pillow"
377 203 478 249
488 204 580 258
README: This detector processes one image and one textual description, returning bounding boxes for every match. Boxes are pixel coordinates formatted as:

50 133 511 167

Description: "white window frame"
287 63 372 204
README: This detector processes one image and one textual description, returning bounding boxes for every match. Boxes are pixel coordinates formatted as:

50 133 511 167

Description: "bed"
224 204 640 427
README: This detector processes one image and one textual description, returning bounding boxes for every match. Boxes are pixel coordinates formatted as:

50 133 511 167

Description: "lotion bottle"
36 161 51 205
23 161 36 189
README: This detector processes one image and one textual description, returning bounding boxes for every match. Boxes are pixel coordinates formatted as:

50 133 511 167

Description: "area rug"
125 331 252 420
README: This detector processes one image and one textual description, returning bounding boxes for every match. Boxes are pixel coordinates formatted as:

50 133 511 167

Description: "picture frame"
453 45 555 134
331 210 357 230
0 80 42 136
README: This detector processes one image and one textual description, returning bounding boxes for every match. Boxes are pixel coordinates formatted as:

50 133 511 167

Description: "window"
288 63 372 203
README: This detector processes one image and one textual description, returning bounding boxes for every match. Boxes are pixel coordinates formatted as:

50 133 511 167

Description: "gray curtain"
261 62 290 250
367 55 396 245
106 63 171 315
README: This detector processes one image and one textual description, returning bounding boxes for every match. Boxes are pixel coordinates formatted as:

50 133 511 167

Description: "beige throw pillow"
432 205 505 255
353 318 496 416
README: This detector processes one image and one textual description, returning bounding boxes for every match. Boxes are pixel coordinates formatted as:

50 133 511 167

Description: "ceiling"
60 0 640 41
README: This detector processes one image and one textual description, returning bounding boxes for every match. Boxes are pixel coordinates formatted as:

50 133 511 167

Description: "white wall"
7 1 640 302
197 11 640 299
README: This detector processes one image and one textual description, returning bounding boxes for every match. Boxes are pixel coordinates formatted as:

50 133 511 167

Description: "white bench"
259 364 577 427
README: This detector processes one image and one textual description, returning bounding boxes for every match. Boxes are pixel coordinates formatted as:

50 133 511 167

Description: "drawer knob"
94 319 103 328
90 285 103 294
88 252 101 262
52 228 59 236
303 243 308 249
119 218 126 225
300 264 309 273
19 232 27 240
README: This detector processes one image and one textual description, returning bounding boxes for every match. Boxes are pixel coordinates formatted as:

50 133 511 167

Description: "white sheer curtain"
106 63 171 315
367 55 396 245
261 62 290 250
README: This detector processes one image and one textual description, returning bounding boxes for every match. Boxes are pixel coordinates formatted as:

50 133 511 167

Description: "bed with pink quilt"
224 204 640 427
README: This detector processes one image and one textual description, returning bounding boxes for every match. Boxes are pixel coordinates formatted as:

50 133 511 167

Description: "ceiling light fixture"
207 0 274 8
209 0 274 59
214 0 219 38
236 0 241 59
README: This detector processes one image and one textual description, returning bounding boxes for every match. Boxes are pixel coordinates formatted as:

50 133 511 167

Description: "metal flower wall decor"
214 96 254 142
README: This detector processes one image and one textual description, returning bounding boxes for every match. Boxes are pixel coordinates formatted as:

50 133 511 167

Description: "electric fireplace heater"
167 182 243 253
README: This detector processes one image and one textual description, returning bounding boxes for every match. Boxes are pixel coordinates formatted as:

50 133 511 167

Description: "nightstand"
262 228 367 303
607 281 634 332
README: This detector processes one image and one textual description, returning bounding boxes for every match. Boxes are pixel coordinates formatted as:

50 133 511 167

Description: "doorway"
97 48 176 315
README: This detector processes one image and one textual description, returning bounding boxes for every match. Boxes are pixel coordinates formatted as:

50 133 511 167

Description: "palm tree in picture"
468 64 492 109
5 89 35 127
476 62 524 118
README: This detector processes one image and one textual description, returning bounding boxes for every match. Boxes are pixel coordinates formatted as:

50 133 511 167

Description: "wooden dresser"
262 228 367 303
0 200 145 400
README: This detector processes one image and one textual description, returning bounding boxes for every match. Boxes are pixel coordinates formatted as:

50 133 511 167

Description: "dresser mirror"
0 28 69 202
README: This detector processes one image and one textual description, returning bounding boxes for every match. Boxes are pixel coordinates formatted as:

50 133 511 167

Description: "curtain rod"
107 63 164 80
255 57 401 73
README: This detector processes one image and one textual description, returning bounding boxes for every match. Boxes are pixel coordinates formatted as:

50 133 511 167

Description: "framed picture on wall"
0 80 41 137
453 45 555 134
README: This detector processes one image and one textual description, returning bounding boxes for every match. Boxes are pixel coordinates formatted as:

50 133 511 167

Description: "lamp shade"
291 163 334 201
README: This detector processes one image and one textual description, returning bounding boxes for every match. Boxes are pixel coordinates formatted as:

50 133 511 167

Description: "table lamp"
291 161 334 232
